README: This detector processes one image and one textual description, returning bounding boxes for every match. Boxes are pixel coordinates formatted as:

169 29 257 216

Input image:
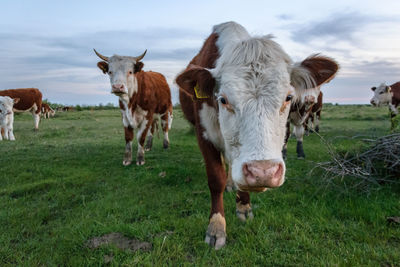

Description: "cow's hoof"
204 213 226 250
236 203 254 222
145 137 153 151
297 155 305 160
123 160 132 166
163 140 169 149
136 156 145 166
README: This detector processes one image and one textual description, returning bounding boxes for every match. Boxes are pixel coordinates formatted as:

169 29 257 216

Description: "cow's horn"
133 49 147 61
93 49 109 61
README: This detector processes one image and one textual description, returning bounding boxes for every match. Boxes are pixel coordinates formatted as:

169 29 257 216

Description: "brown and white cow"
282 87 331 159
0 88 42 130
95 49 173 166
62 106 74 112
41 103 55 118
304 91 323 134
370 82 400 129
176 21 339 249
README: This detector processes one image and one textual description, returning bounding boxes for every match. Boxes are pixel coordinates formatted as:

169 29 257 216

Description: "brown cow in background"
0 88 42 129
41 103 55 118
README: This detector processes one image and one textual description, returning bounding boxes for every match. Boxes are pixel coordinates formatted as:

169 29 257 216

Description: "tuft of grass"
0 105 399 266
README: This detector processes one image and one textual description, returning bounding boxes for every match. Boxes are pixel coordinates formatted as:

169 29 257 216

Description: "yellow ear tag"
194 83 209 99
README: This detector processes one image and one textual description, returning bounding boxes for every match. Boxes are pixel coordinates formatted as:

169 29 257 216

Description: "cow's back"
136 71 172 114
391 82 400 106
0 88 42 112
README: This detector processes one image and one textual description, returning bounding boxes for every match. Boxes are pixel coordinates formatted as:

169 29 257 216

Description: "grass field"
0 105 399 266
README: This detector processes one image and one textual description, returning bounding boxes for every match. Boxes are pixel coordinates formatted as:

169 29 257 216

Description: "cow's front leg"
236 190 253 222
198 139 227 250
314 111 321 133
123 126 133 166
282 121 290 160
293 124 306 159
32 111 40 130
136 117 153 165
8 127 15 141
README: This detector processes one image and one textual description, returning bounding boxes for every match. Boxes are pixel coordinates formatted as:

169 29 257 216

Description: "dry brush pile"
313 133 400 191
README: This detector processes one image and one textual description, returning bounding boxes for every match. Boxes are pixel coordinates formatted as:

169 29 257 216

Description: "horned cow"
95 49 173 166
176 21 339 249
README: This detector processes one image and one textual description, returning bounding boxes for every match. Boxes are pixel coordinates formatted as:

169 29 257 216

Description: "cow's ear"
134 61 144 73
97 61 109 74
13 98 20 104
291 55 339 89
176 64 215 98
371 87 377 91
386 86 391 92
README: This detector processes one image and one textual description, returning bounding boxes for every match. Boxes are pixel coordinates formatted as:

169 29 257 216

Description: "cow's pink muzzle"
112 84 127 95
240 160 285 192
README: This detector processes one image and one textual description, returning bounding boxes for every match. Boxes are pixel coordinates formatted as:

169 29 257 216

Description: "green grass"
1 106 399 266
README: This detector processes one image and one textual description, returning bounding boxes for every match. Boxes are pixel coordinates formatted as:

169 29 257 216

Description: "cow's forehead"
108 56 134 69
217 61 291 99
376 83 388 92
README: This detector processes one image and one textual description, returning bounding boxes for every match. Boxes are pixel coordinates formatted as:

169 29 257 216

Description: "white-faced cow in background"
176 21 339 249
304 91 323 134
0 96 19 141
0 88 42 130
95 49 173 166
283 82 336 160
370 82 400 129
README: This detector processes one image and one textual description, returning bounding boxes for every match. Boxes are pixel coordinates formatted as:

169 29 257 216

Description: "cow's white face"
214 61 293 191
370 83 392 106
95 50 146 101
0 96 15 118
177 37 339 192
295 85 321 110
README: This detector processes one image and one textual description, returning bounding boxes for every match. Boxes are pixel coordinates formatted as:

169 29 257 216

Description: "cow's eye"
129 71 133 75
108 71 112 75
220 97 227 105
286 94 293 102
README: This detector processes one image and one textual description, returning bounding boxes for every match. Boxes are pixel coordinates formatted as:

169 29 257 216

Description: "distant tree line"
43 99 118 111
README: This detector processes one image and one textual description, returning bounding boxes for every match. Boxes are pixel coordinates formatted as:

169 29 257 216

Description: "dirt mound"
87 232 152 253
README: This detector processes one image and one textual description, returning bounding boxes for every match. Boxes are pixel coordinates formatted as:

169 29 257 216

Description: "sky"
0 0 399 105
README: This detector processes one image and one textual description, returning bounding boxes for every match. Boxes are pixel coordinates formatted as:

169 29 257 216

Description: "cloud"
289 12 388 44
277 14 294 21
